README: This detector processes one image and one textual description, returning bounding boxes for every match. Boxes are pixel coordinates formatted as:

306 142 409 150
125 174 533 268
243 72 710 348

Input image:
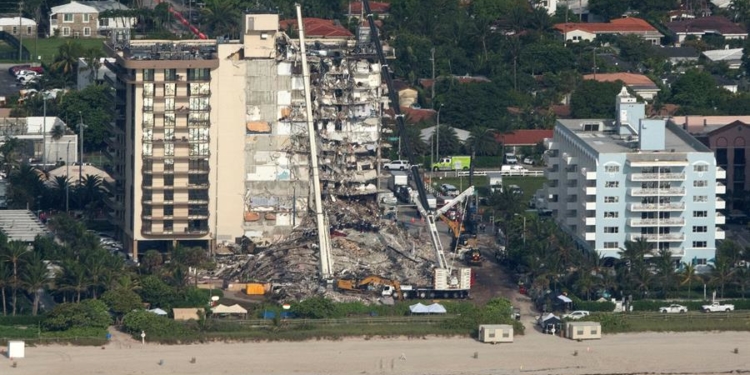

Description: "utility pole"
430 48 436 103
435 104 443 161
42 95 47 170
18 2 24 62
65 140 71 212
78 112 84 184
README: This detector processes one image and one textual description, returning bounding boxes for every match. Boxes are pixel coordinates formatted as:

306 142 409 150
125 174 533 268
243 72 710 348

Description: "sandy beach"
5 330 749 375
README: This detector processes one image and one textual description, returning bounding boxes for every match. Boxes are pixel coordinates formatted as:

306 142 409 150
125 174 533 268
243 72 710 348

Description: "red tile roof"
279 18 353 38
347 1 391 15
494 130 553 146
384 107 436 124
666 16 747 36
583 72 657 87
554 17 658 34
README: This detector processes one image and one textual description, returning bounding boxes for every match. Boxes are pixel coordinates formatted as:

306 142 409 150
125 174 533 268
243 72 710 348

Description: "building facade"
542 88 725 265
689 121 750 202
50 1 135 38
104 14 385 258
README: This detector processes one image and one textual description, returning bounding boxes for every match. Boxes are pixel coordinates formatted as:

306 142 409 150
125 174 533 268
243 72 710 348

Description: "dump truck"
432 156 471 171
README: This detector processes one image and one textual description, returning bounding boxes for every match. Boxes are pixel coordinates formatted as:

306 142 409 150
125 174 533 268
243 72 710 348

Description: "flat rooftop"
556 118 709 155
0 210 50 242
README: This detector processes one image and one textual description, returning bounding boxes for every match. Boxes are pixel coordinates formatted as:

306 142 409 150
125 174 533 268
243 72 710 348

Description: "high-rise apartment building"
541 88 726 265
104 14 385 258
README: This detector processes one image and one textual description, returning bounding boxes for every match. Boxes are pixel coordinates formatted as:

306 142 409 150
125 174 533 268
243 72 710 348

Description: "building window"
604 211 618 218
693 165 708 172
605 181 619 188
605 165 619 173
63 14 73 22
695 258 707 265
693 180 708 187
26 26 32 35
83 27 90 36
164 175 174 186
164 190 174 201
164 69 177 81
164 113 176 127
99 18 109 27
692 241 707 248
188 68 210 81
164 205 174 216
693 195 707 202
693 211 708 218
165 97 175 111
603 242 619 249
143 69 155 82
143 97 154 111
604 227 619 233
693 226 707 233
164 220 174 232
604 196 619 203
12 26 17 34
83 14 90 22
62 27 70 36
143 175 152 187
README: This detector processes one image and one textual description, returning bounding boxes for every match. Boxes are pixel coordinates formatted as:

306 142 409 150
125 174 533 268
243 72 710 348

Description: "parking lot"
0 62 30 98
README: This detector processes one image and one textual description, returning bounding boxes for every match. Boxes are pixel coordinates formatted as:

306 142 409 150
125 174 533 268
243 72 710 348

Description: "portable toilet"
566 321 602 340
478 324 514 344
7 341 24 358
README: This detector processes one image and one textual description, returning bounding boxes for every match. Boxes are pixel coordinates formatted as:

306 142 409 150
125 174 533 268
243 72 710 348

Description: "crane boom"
413 198 449 270
436 186 476 216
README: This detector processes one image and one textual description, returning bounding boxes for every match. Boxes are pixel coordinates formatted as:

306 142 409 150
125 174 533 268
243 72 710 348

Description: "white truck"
387 171 409 192
702 302 735 312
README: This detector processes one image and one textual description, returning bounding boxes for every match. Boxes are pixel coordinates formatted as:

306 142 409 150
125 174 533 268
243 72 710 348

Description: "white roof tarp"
427 303 447 314
212 304 248 314
409 303 429 314
148 308 168 316
558 295 573 303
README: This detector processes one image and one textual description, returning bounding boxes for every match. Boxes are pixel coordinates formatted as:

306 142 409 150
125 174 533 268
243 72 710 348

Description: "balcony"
584 201 596 210
628 218 685 227
544 139 558 150
565 170 578 180
543 151 558 166
585 217 596 226
716 182 726 195
585 186 596 195
585 232 596 241
629 172 686 181
716 228 725 240
716 167 726 179
566 201 578 211
580 169 596 180
630 202 685 212
629 187 686 197
716 197 726 209
630 233 685 242
567 186 579 195
142 228 210 236
716 212 726 225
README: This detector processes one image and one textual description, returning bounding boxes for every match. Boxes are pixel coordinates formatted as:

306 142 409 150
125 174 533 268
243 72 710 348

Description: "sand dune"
5 331 750 375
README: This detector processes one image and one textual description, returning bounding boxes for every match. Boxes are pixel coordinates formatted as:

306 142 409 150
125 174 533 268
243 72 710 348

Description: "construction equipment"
364 0 472 297
336 276 404 300
464 248 483 266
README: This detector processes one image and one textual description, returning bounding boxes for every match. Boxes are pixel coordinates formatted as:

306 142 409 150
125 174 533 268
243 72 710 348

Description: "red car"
9 65 43 75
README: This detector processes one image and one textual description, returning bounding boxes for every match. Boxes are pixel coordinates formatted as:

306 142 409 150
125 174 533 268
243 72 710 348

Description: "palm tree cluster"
498 212 750 303
5 163 107 217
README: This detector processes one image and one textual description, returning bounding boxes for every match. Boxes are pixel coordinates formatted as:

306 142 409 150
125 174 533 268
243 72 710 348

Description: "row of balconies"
584 228 726 243
583 212 725 227
142 183 210 191
551 196 726 212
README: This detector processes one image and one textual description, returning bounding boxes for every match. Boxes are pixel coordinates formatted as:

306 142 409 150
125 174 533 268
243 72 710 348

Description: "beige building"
104 14 385 258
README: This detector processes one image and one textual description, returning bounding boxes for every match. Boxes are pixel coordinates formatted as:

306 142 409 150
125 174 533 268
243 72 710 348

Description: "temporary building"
7 341 24 358
212 304 248 315
427 303 447 314
478 324 514 344
172 308 202 321
566 321 602 340
539 313 562 334
409 303 429 314
147 308 168 316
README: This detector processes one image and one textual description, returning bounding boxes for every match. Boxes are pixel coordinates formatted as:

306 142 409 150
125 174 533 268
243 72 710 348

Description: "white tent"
427 303 447 314
212 304 248 314
148 308 168 316
409 303 429 314
558 295 572 303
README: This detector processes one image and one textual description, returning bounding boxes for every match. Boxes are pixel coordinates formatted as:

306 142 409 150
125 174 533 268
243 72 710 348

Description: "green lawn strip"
589 312 750 334
21 38 105 64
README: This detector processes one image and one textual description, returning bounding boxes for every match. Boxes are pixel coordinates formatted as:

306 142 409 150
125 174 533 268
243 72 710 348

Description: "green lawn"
430 176 546 204
21 37 105 64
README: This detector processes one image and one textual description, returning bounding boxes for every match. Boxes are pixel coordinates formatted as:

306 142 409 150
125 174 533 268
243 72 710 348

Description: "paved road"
0 63 26 98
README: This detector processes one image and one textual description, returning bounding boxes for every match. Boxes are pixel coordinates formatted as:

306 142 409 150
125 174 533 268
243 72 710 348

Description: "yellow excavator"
336 276 404 300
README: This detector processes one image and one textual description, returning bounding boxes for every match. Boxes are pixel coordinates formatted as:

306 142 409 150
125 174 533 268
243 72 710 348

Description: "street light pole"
65 140 71 212
436 104 444 161
78 112 84 184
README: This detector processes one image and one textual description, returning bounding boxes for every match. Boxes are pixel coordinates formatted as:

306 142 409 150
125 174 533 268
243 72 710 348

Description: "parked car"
15 69 42 79
9 65 43 75
702 302 734 312
383 160 410 170
563 310 590 320
440 184 458 197
659 304 687 313
522 156 535 165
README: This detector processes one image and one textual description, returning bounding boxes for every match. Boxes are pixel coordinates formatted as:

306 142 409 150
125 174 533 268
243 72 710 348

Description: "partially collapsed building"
104 13 388 258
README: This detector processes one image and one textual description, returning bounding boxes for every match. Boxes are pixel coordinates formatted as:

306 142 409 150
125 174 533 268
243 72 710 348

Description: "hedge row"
631 299 750 312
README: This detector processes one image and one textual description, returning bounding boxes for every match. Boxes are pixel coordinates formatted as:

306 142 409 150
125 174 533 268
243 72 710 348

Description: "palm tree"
21 254 52 316
82 252 107 299
58 261 89 303
654 248 677 298
573 267 597 300
8 164 44 209
50 41 85 75
0 260 10 315
618 237 651 294
201 0 242 38
709 256 735 299
465 127 499 156
2 241 29 315
732 267 750 299
78 175 105 217
0 137 22 176
83 47 105 84
52 175 72 210
679 262 704 300
111 274 141 292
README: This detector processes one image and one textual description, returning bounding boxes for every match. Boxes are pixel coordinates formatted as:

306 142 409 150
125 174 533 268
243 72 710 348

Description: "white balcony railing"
716 167 726 179
629 187 686 197
629 172 686 182
716 212 726 225
580 169 596 180
630 233 685 242
716 182 726 195
716 228 725 240
584 201 596 210
585 217 596 225
585 232 596 241
716 197 726 209
630 202 686 211
585 186 596 195
628 218 686 227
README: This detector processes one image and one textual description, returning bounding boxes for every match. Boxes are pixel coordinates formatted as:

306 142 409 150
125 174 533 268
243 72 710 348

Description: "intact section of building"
554 18 663 44
542 88 724 265
104 13 385 257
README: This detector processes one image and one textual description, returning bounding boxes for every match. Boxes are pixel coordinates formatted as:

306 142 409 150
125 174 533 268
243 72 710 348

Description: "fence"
621 312 750 320
0 31 30 61
431 169 545 178
232 315 452 327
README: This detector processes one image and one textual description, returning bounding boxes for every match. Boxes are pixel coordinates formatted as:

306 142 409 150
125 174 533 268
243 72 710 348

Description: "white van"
504 153 518 165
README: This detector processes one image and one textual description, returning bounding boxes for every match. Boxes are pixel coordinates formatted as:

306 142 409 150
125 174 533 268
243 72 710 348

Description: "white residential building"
541 88 724 265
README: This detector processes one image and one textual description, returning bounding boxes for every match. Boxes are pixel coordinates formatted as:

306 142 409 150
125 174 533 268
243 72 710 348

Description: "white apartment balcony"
543 151 559 165
584 201 596 210
630 202 685 211
630 233 685 242
585 217 596 225
580 169 596 180
585 232 596 241
716 167 726 179
629 172 686 182
716 182 726 195
716 197 726 209
716 228 725 240
628 160 689 167
629 187 686 197
545 168 560 180
585 186 597 195
716 212 725 225
563 154 578 166
647 247 685 257
544 139 558 150
628 218 686 227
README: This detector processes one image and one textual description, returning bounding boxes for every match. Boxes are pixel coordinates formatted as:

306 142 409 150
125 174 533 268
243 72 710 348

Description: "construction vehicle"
464 248 483 266
364 0 472 298
336 276 404 300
